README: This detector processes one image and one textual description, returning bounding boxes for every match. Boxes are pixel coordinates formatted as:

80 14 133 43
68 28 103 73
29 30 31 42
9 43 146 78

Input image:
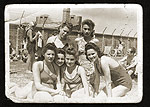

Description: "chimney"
62 8 70 23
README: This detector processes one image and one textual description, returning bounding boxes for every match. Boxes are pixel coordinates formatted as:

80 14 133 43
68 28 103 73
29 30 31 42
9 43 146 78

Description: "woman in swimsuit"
85 43 132 97
12 43 62 102
62 46 90 98
32 43 63 99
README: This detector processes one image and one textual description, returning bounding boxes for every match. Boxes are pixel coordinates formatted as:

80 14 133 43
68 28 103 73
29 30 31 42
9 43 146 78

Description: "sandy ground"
7 59 141 103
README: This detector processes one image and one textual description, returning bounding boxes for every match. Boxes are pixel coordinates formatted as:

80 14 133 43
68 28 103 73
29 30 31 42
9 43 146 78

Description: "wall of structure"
9 24 137 55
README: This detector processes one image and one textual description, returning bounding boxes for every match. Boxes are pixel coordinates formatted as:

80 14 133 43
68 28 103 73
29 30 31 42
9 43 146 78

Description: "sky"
5 4 141 37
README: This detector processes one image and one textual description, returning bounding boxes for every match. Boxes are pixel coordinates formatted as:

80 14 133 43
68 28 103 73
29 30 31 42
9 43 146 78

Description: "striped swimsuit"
63 66 83 95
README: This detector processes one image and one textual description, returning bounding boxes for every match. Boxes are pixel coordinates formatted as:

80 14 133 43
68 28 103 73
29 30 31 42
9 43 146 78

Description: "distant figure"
119 47 137 79
26 21 39 73
118 40 125 56
22 49 28 63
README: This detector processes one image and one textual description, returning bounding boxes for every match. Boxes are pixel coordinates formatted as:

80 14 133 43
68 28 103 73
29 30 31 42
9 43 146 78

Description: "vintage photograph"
5 4 143 103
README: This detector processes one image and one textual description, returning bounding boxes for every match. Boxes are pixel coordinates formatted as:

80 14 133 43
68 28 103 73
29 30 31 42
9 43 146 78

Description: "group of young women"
12 41 132 102
10 19 133 102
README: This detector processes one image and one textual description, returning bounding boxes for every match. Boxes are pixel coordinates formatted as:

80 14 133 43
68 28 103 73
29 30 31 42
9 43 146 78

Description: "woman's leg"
53 94 68 103
95 84 130 97
26 51 35 71
71 88 86 98
112 85 130 97
26 53 32 71
15 81 34 99
33 91 53 103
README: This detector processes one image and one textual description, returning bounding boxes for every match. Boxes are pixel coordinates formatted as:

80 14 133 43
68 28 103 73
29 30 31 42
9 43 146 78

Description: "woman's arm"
32 62 59 94
78 66 90 96
56 70 62 91
101 57 112 97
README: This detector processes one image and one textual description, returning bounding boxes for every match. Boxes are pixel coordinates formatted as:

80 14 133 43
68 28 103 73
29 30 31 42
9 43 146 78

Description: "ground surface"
7 57 140 103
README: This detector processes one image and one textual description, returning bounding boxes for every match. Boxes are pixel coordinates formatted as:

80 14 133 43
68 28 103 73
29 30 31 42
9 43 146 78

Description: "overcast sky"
5 4 141 37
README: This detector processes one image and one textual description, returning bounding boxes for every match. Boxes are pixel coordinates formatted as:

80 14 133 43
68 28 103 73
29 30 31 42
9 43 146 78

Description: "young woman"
54 48 66 92
13 43 62 102
32 43 61 94
85 43 132 97
75 19 100 96
62 46 90 98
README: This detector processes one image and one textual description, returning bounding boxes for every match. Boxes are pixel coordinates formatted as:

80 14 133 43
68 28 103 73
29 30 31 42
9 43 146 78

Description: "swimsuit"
63 66 83 95
110 65 132 89
40 61 58 89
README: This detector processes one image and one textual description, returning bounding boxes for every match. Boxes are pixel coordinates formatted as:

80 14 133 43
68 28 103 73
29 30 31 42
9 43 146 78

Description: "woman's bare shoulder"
101 56 109 61
33 61 43 68
100 56 113 66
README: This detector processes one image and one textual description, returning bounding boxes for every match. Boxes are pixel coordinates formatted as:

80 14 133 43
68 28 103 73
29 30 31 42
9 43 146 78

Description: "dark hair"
82 19 95 30
65 46 80 65
130 47 136 54
59 22 73 31
57 48 65 56
85 42 104 60
42 43 57 58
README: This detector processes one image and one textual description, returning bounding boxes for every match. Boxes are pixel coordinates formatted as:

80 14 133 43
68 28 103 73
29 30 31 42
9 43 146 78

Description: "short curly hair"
65 46 80 65
42 43 57 59
85 42 104 60
59 22 73 31
82 19 95 30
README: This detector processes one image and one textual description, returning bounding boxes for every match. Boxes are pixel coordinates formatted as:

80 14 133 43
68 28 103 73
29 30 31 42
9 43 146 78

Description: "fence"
9 24 137 56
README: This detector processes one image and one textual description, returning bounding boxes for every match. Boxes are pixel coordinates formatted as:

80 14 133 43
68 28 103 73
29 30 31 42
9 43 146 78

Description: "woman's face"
65 54 76 67
82 24 92 38
44 49 55 63
56 53 65 67
59 26 70 40
86 49 98 62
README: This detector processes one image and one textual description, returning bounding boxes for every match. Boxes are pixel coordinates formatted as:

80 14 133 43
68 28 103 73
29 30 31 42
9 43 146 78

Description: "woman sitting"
54 48 66 93
85 43 132 97
62 46 90 98
12 43 62 102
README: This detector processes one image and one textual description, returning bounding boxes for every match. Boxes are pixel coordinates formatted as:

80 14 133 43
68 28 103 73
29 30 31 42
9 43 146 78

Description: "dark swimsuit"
110 65 132 89
26 29 36 54
96 58 132 90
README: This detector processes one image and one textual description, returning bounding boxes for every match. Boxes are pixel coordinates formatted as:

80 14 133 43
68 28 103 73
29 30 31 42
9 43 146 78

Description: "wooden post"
102 27 107 52
16 11 25 57
16 27 20 56
134 32 137 48
127 29 133 52
119 29 124 56
42 16 48 46
127 37 130 52
112 29 116 50
120 29 124 42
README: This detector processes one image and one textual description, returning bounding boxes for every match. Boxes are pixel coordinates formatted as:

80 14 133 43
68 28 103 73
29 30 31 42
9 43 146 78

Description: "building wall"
9 24 24 50
9 24 137 55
